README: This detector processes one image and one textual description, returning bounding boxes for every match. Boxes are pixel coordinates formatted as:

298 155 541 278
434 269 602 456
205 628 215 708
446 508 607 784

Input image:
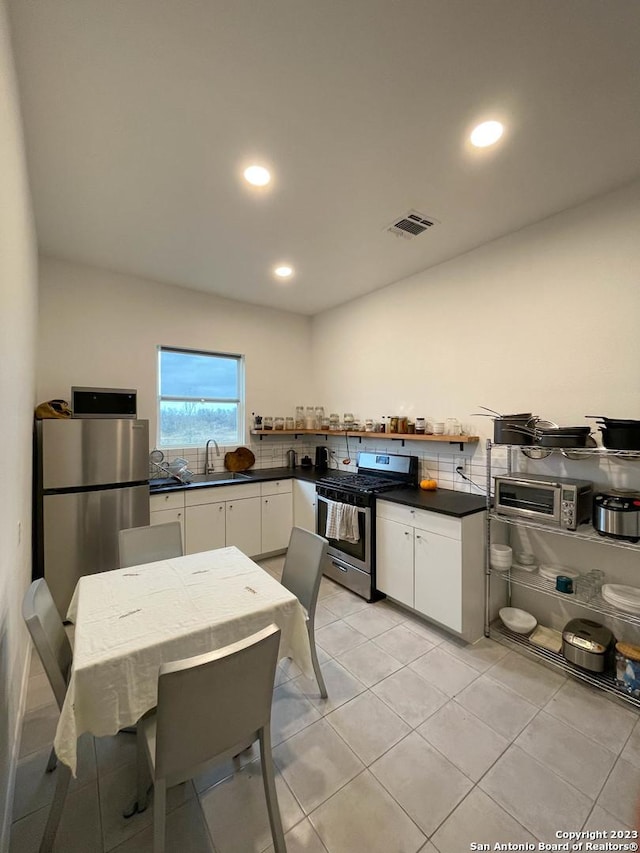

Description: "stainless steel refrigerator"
34 418 150 616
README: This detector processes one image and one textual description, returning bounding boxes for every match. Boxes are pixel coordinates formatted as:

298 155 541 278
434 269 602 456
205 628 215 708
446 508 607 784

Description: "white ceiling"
9 0 640 315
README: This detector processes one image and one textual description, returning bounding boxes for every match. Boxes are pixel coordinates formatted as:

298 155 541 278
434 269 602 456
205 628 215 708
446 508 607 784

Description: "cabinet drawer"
150 492 184 512
185 482 261 506
377 500 461 539
260 479 293 497
411 507 461 540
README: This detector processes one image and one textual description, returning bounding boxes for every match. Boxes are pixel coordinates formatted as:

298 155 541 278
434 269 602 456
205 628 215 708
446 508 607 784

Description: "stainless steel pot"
593 493 640 542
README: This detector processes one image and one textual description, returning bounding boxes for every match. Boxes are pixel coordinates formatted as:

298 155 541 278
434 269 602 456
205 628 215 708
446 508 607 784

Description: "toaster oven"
494 473 593 531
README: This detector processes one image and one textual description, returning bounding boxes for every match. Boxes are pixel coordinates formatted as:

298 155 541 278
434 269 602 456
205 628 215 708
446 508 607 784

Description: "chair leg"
39 761 71 853
45 746 57 773
153 779 166 853
136 729 152 813
307 621 327 699
259 727 286 853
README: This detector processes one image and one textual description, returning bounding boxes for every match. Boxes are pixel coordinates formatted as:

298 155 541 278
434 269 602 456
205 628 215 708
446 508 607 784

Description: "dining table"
54 546 313 775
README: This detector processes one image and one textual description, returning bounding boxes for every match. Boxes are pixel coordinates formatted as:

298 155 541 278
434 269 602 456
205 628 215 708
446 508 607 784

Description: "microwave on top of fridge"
71 386 137 418
494 472 593 531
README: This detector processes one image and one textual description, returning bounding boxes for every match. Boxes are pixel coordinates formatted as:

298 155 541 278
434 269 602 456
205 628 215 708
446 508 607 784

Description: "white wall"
0 0 38 845
37 258 313 451
311 179 640 434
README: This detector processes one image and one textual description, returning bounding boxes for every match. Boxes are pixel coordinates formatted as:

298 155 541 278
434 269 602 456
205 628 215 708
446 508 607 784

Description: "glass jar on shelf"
305 407 316 430
263 416 273 431
329 413 340 431
295 406 305 429
274 417 285 431
285 417 295 430
343 413 354 430
315 406 325 429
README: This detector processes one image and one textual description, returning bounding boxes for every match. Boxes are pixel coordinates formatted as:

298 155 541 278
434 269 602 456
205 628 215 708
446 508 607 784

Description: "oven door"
495 477 561 525
316 495 371 573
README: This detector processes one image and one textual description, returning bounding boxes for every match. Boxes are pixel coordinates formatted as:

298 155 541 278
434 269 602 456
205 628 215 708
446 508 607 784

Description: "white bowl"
499 607 537 634
518 551 536 565
490 544 512 556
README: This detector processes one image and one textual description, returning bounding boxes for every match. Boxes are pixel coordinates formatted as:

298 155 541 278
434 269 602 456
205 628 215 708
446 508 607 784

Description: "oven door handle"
316 495 368 514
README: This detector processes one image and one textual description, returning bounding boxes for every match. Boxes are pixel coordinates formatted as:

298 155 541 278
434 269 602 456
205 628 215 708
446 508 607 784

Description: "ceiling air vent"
386 209 439 240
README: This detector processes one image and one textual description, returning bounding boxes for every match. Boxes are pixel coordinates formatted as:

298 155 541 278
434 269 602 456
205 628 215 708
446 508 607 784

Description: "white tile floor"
11 555 640 852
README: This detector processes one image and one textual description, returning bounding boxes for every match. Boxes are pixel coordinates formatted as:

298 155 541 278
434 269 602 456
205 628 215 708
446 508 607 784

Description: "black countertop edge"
149 466 344 493
149 468 488 517
378 487 487 518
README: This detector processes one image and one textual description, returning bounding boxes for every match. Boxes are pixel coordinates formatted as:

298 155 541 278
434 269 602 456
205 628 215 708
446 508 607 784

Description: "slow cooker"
593 492 640 543
562 618 615 673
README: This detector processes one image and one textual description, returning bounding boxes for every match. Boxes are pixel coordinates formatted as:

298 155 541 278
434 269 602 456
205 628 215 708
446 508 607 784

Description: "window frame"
157 345 245 448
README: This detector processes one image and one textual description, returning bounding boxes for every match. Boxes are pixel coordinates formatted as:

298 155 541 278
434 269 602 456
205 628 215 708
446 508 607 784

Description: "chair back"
22 579 72 711
280 527 328 619
118 521 183 568
154 624 281 781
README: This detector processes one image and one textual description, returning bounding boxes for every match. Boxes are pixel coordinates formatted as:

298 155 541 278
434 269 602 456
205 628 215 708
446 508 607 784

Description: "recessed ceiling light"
243 165 271 186
274 265 293 279
470 120 504 148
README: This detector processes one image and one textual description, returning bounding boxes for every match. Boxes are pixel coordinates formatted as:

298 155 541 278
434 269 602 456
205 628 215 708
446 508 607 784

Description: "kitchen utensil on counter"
562 618 615 672
315 446 329 471
586 416 640 450
593 492 640 542
300 455 313 469
223 446 256 471
286 449 297 468
499 607 537 634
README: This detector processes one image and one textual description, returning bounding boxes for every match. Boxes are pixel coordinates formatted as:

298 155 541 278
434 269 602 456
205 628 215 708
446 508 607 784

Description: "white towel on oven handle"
325 499 341 539
339 504 360 544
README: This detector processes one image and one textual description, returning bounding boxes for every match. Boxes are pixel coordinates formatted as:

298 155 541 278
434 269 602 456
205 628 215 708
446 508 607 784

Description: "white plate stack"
538 564 581 582
601 584 640 615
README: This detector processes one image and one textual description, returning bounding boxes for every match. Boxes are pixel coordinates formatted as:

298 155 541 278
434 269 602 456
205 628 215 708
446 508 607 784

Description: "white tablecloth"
54 547 312 774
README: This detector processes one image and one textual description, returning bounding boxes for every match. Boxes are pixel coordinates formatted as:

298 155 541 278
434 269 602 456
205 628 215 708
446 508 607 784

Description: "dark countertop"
150 467 486 517
378 487 487 518
149 465 345 494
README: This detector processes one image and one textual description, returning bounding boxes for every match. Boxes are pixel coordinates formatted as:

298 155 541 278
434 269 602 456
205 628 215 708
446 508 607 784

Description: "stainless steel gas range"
315 451 419 600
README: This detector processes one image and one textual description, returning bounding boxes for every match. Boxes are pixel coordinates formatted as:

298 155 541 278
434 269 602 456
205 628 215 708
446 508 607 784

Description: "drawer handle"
404 531 410 537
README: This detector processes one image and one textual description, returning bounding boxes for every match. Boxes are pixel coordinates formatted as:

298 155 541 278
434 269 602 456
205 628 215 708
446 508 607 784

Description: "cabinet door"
150 508 184 547
226 497 261 557
185 501 226 555
376 516 414 606
293 480 316 532
414 531 462 632
262 492 293 553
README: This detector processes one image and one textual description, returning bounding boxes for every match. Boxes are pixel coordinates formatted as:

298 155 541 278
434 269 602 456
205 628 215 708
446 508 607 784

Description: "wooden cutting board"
224 446 256 471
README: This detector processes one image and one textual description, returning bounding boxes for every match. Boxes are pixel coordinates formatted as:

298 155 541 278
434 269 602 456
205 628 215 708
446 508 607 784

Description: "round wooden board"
224 446 256 471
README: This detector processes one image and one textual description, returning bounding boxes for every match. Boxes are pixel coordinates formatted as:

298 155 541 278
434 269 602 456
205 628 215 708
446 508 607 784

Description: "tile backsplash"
154 434 503 497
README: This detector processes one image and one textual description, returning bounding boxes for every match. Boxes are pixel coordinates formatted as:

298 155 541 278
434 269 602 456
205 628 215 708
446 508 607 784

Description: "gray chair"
136 624 286 853
118 521 183 568
22 579 73 853
281 526 329 699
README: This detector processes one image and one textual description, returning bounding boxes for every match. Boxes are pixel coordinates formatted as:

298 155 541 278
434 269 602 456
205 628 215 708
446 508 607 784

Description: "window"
158 346 244 447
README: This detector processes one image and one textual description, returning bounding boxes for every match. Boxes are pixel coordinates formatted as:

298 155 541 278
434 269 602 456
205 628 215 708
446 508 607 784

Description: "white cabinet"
150 492 185 543
260 480 293 553
184 483 262 557
376 517 414 607
293 479 316 532
376 499 484 642
185 501 226 553
226 496 262 556
414 528 462 632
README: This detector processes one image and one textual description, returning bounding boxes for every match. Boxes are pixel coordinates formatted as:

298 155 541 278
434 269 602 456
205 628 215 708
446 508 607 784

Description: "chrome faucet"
205 439 220 474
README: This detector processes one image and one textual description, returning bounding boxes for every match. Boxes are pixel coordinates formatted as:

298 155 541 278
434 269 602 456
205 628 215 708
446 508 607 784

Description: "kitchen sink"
189 472 252 482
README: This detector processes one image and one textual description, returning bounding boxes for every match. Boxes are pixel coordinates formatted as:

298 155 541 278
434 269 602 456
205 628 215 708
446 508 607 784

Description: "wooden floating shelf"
250 429 479 445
